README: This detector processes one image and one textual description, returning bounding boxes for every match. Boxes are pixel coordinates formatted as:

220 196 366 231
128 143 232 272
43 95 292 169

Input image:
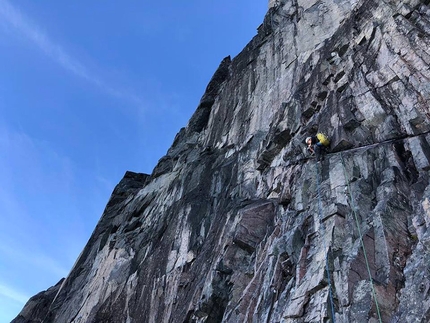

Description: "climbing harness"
299 131 430 321
289 130 430 168
339 152 383 323
315 162 337 322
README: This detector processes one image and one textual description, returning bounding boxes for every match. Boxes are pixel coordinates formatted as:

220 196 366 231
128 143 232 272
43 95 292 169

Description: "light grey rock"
13 0 430 322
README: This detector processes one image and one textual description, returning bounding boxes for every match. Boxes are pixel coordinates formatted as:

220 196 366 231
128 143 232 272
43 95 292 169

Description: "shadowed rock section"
14 0 430 322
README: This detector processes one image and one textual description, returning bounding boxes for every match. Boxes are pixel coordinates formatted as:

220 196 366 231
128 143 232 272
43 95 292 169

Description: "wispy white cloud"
0 0 89 81
0 0 144 106
0 124 73 281
0 237 70 278
0 283 29 304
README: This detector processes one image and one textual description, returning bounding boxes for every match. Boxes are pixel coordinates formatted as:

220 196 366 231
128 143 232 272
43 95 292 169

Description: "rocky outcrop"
12 279 64 323
14 0 430 322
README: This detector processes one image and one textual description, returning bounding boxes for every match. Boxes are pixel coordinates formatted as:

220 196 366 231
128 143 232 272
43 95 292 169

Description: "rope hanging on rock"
339 152 383 323
315 163 337 322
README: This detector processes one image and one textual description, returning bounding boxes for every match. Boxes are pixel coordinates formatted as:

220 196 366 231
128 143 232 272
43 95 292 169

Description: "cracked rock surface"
14 0 430 322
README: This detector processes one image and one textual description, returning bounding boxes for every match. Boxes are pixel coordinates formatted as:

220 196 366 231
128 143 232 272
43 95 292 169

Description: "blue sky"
0 1 267 321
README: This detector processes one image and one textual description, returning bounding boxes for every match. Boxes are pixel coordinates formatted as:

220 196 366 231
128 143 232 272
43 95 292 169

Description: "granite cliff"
13 0 430 322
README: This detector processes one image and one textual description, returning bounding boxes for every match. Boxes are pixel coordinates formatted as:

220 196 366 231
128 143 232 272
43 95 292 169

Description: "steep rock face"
14 0 430 322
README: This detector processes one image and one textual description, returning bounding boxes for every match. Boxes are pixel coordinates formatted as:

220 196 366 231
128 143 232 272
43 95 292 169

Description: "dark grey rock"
13 0 430 322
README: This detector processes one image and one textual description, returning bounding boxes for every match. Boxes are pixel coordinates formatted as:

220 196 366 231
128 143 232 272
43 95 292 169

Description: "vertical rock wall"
14 0 430 322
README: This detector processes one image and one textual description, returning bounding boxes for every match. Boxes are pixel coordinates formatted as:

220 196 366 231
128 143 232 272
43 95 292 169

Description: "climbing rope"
339 152 383 323
314 162 337 322
287 130 430 169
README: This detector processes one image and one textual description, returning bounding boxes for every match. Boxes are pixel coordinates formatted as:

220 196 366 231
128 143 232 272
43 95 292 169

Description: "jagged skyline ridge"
12 0 430 322
0 2 267 322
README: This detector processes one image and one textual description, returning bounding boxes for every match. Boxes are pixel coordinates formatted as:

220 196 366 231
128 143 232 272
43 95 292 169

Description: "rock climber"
305 133 330 161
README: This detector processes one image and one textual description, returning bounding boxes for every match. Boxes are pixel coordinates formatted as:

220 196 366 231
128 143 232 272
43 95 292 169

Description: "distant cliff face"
14 0 430 322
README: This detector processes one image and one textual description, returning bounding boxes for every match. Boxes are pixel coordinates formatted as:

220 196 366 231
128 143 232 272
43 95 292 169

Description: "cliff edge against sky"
14 0 430 322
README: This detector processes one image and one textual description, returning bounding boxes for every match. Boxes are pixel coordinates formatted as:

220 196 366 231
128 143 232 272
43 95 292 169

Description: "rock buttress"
14 0 430 322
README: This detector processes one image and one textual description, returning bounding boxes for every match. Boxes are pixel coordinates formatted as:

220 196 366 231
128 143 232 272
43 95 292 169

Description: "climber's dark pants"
314 143 323 161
